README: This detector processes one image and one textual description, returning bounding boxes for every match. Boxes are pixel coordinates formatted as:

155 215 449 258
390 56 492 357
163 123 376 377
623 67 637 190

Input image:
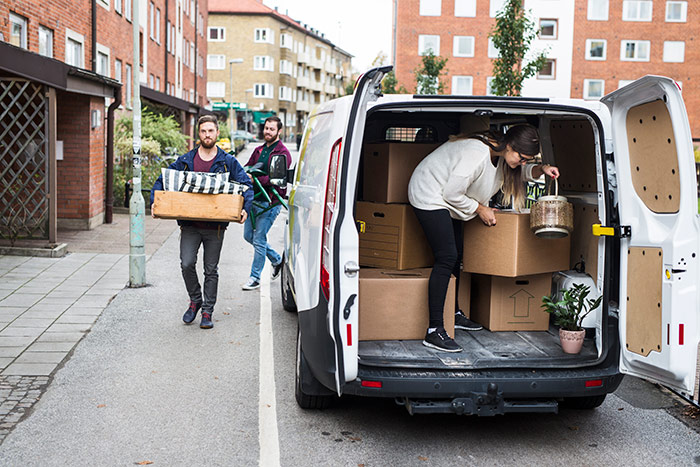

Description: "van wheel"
296 328 335 410
281 255 297 313
561 394 607 410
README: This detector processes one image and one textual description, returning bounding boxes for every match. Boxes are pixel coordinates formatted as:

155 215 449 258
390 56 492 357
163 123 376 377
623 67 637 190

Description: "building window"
486 77 497 95
97 51 109 76
539 19 557 39
537 59 555 79
39 26 53 58
207 54 225 70
490 0 507 17
65 30 85 68
663 41 685 62
618 79 634 89
280 33 292 49
150 2 155 39
115 59 122 82
125 64 132 107
156 8 161 43
418 35 440 55
155 76 160 91
208 27 225 41
254 56 274 71
583 79 604 100
149 74 154 89
125 0 132 21
453 36 474 57
9 13 28 49
206 81 225 98
666 1 687 22
622 1 652 21
621 40 650 61
454 0 476 17
254 83 273 98
487 38 499 58
280 86 292 101
255 28 274 44
280 60 293 75
451 76 473 95
419 0 441 16
115 0 122 14
588 0 609 20
585 39 607 60
190 43 195 71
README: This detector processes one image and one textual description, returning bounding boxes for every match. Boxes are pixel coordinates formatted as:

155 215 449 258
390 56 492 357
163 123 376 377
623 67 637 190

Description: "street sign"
212 102 248 110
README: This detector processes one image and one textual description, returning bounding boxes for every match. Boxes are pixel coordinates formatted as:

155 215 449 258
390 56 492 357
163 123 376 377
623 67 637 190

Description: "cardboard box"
359 268 455 340
357 201 433 270
363 143 440 203
457 272 471 318
462 211 570 277
470 273 552 331
152 191 244 222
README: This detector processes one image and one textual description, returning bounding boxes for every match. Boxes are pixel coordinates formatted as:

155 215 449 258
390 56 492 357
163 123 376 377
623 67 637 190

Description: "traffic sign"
212 102 248 110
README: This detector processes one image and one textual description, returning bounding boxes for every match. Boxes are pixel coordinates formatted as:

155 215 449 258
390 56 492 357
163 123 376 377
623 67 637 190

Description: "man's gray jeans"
180 225 225 314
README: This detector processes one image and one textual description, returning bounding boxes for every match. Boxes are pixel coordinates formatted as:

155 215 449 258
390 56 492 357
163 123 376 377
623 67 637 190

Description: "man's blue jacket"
150 146 253 228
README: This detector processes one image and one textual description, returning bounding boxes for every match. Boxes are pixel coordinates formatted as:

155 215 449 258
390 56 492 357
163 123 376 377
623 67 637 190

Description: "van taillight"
585 379 603 388
320 138 343 300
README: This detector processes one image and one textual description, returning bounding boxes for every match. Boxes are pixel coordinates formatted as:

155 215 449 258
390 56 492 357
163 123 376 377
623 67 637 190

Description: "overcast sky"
262 0 393 72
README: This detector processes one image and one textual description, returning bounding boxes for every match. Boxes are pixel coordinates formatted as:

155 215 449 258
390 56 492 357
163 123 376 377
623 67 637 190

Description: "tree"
414 51 448 95
489 0 547 96
382 71 408 94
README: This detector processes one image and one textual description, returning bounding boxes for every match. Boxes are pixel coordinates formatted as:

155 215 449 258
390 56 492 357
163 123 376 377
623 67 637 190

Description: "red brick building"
0 0 208 238
392 0 700 137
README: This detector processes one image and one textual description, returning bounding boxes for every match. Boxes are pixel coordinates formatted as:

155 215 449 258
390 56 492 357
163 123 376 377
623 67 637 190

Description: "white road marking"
259 264 281 467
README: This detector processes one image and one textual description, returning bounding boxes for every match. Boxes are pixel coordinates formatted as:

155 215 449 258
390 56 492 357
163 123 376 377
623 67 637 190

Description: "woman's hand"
541 164 560 179
476 204 498 227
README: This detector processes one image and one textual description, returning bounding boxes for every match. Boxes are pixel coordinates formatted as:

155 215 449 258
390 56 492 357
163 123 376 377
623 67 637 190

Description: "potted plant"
542 283 602 354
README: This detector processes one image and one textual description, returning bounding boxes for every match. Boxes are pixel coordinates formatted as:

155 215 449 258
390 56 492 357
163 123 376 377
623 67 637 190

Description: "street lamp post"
229 58 243 137
245 88 253 133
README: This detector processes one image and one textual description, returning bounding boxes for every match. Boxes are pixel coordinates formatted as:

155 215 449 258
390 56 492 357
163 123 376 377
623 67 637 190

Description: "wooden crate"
152 191 243 222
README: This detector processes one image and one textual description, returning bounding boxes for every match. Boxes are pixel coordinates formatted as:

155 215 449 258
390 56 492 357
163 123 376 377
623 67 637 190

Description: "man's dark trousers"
180 225 225 313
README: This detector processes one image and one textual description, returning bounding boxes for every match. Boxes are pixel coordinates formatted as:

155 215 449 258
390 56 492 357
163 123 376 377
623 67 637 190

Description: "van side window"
385 126 437 143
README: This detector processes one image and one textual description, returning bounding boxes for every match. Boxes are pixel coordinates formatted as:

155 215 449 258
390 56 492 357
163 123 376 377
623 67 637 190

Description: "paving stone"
15 352 66 364
46 323 91 333
20 310 65 319
35 332 84 343
11 318 55 328
27 303 72 314
2 363 58 376
72 294 115 308
0 347 26 358
54 315 97 325
0 294 44 308
62 306 104 316
0 327 45 338
0 336 35 347
26 341 77 352
0 358 12 369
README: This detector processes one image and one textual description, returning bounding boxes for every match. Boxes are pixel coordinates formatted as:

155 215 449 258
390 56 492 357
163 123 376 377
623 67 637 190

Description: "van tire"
296 328 335 409
281 255 297 313
561 394 607 410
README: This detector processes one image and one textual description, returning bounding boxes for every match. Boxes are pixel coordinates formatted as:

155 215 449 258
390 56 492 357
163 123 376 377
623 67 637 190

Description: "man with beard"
241 116 292 290
151 115 253 329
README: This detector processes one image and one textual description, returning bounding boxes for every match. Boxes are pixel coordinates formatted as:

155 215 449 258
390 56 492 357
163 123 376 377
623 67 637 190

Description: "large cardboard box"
359 268 455 340
152 191 244 222
462 211 570 277
357 201 433 270
470 273 552 331
363 143 440 203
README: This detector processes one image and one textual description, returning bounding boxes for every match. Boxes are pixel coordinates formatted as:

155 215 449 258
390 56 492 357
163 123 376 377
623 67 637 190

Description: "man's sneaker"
454 311 483 331
422 328 462 353
271 262 283 280
183 301 201 324
242 278 260 290
200 312 213 329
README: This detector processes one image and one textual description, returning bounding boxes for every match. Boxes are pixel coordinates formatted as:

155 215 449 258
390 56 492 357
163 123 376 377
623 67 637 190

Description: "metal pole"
229 62 233 137
129 0 146 287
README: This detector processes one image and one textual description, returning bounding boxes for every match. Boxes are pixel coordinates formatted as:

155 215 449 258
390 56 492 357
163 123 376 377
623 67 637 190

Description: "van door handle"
343 294 356 319
344 261 360 276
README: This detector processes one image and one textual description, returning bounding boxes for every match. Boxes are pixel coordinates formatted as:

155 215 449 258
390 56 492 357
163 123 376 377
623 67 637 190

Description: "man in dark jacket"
241 116 292 290
151 115 253 329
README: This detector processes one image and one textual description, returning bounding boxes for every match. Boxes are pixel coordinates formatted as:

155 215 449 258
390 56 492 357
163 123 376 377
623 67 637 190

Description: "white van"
281 67 700 415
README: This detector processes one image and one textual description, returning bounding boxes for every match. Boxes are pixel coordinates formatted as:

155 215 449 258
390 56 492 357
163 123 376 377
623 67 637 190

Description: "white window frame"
254 83 273 99
207 54 225 70
486 76 497 96
666 1 687 22
280 59 293 75
280 33 293 49
583 79 605 100
539 19 558 39
190 43 195 71
208 27 225 42
419 0 441 16
620 40 650 61
96 43 110 77
156 8 161 44
537 59 556 79
454 0 476 17
418 34 440 56
150 2 155 40
254 28 274 44
587 0 609 20
490 0 507 17
206 81 226 98
585 39 607 60
279 86 292 101
97 0 110 10
155 76 160 92
453 36 475 57
114 59 122 83
622 0 653 21
254 56 274 72
65 29 85 68
149 74 154 89
9 12 28 49
125 0 132 21
488 38 499 58
663 41 685 63
38 26 54 58
618 79 634 89
115 0 122 15
451 75 473 95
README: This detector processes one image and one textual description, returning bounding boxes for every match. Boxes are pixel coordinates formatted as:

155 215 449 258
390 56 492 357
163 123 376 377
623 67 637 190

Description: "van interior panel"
625 247 664 357
625 99 680 213
547 119 598 193
570 204 601 282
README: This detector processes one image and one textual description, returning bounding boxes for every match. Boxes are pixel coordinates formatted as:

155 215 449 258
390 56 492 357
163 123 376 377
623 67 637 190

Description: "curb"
0 243 68 258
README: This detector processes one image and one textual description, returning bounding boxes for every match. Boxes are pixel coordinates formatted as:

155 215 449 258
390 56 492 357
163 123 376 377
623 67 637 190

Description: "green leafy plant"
541 283 602 331
414 51 448 95
382 70 408 94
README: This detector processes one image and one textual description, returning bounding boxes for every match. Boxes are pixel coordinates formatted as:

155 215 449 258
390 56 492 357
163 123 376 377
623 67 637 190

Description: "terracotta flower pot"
559 329 585 354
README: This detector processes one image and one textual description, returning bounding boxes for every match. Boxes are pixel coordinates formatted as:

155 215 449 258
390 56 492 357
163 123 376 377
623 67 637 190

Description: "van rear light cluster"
585 379 603 388
361 380 382 388
320 138 343 300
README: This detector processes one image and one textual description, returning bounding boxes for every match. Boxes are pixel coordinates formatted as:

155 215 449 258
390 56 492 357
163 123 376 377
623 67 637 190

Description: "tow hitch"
397 383 559 416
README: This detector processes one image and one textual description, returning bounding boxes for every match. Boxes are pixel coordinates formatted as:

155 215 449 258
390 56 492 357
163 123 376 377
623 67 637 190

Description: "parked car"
231 130 257 142
282 67 700 414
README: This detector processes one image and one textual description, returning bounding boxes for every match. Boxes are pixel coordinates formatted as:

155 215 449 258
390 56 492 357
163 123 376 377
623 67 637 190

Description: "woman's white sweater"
407 138 537 221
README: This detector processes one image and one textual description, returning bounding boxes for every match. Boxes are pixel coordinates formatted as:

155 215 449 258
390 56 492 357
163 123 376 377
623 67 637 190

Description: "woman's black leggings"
413 207 463 329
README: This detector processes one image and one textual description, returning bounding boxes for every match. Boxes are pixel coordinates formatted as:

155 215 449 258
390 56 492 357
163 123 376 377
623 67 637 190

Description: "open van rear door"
602 76 700 397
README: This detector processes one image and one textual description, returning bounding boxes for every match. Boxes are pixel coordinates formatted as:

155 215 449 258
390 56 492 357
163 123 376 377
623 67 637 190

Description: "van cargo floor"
357 327 598 369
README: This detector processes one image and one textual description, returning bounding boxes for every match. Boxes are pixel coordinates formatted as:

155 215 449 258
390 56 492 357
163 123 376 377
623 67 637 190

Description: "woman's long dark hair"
450 124 540 210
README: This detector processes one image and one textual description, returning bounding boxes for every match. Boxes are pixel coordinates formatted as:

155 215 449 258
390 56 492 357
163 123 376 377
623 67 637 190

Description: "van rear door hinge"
592 224 631 238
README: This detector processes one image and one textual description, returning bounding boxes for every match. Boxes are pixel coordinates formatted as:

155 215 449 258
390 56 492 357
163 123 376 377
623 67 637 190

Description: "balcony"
324 62 336 74
296 100 310 112
310 56 323 70
309 80 323 92
296 76 310 88
324 84 337 95
297 52 309 64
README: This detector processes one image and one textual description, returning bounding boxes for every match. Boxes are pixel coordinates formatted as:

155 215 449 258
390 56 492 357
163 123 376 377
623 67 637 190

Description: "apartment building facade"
393 0 700 136
206 0 353 142
0 0 208 235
